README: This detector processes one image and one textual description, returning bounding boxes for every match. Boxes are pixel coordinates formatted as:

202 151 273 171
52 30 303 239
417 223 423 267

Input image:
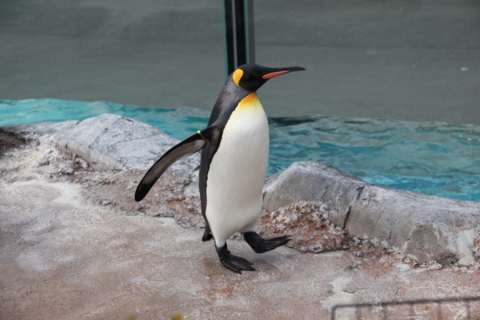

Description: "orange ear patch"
233 69 244 87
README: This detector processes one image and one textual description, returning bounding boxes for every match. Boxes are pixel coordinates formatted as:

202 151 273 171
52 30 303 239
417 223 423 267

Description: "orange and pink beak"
261 66 306 80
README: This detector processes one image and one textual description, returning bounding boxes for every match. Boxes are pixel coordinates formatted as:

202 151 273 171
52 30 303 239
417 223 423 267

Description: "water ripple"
1 99 479 202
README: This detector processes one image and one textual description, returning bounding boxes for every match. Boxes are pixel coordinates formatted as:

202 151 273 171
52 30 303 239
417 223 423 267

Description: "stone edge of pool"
1 113 479 267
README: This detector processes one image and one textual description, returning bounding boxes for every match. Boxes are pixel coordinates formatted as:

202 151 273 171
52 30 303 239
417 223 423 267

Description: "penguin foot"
244 232 291 254
216 243 255 274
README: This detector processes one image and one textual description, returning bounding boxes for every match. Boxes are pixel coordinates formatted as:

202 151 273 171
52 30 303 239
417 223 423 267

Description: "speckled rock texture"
2 114 480 268
257 201 349 253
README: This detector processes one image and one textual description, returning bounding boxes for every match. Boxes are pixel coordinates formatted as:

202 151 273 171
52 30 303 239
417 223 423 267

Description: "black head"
231 64 305 92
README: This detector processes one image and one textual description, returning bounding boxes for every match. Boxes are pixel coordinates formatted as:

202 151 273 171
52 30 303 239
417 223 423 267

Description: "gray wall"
1 0 479 124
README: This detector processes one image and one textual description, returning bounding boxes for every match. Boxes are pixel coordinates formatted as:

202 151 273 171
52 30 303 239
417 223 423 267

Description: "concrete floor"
2 175 480 320
0 0 479 124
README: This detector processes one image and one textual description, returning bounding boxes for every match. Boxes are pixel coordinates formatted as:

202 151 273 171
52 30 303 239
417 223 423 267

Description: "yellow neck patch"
232 69 244 87
238 92 259 110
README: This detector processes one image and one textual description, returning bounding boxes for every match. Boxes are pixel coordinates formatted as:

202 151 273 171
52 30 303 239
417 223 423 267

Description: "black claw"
216 243 256 274
244 232 292 253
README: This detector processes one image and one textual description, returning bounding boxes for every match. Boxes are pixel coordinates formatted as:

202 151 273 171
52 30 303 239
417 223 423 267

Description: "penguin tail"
202 224 213 242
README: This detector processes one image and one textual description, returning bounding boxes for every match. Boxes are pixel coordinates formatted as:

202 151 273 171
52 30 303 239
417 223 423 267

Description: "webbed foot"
216 243 255 274
244 231 291 253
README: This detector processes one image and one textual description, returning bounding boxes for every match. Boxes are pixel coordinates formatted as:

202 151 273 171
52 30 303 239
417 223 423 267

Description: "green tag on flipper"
197 130 208 142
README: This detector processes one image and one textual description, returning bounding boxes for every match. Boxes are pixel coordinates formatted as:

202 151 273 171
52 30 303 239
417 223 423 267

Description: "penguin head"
232 64 305 92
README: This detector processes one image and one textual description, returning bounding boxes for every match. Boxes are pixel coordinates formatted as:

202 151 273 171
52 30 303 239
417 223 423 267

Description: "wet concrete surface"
1 135 480 320
2 180 480 320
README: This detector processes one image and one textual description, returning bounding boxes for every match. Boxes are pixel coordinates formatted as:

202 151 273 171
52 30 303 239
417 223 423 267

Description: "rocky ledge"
2 114 480 267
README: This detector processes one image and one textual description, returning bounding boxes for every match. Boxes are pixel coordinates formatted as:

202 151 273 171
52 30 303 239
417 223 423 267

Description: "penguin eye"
252 72 260 77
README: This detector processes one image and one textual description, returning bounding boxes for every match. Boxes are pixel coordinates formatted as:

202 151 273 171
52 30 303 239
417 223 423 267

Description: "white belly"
206 94 269 247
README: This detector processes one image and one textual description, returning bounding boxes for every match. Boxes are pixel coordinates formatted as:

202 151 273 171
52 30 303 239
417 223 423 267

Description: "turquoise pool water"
1 99 479 202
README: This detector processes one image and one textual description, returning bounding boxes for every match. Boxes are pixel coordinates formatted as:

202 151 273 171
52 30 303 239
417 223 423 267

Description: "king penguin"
135 64 305 273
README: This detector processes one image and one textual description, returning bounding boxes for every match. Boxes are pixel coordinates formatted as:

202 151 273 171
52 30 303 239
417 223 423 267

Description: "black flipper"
135 127 214 202
244 232 291 254
216 243 255 274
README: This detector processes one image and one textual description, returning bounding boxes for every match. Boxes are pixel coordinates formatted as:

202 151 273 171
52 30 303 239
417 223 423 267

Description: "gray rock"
263 162 365 228
3 115 480 267
2 114 200 172
264 161 480 266
348 184 479 266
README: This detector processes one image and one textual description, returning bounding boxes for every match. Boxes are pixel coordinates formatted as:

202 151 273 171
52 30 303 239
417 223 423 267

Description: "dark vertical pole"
245 0 255 65
223 0 255 78
223 0 235 77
